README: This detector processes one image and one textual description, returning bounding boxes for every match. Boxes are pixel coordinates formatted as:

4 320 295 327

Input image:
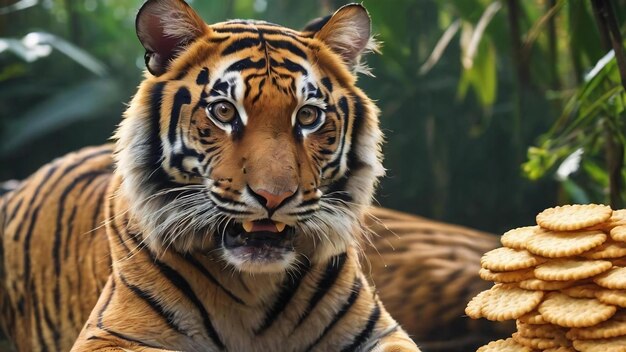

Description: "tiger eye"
210 101 236 123
297 106 319 127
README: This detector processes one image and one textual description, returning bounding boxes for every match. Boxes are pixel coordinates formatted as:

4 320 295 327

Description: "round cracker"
481 247 544 272
479 267 535 283
604 210 626 230
501 226 538 250
594 267 626 289
516 320 566 339
561 284 603 299
582 240 626 259
526 229 606 258
611 225 626 242
596 289 626 307
534 259 612 281
512 332 558 350
519 309 548 325
519 278 576 291
538 292 616 328
476 337 532 352
567 310 626 340
480 284 544 321
536 204 612 231
465 289 490 319
572 336 626 352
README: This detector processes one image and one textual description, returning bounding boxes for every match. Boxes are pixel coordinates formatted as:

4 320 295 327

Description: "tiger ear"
136 0 207 76
312 4 373 70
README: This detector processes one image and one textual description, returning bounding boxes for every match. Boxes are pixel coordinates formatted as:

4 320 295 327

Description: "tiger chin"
1 0 421 351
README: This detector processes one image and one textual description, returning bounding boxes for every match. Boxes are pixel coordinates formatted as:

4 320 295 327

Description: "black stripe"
145 82 170 185
182 254 245 305
274 57 307 74
153 259 225 349
212 27 309 45
30 280 49 352
221 37 261 56
255 260 311 334
13 164 58 241
196 67 209 85
226 58 266 72
90 176 110 230
341 303 381 352
168 87 191 144
7 197 23 223
346 93 366 170
266 39 307 59
305 277 362 352
118 274 187 335
97 279 166 349
323 97 349 174
295 253 347 328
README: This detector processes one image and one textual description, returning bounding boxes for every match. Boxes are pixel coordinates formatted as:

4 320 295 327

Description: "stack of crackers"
465 204 626 351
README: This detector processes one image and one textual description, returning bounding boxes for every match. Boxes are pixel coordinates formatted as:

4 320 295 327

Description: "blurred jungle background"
1 0 625 236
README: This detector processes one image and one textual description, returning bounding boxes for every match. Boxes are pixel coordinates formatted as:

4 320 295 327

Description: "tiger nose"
250 188 296 210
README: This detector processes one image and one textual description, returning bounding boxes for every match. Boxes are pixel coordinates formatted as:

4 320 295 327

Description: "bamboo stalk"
590 0 625 208
506 0 528 86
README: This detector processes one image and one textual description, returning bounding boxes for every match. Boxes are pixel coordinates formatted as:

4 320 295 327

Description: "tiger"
1 0 420 350
0 1 512 351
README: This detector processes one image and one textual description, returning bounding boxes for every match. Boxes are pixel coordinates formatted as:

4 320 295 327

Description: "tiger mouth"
221 219 296 251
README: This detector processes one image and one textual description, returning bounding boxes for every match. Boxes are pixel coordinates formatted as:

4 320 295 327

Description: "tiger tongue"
242 220 286 233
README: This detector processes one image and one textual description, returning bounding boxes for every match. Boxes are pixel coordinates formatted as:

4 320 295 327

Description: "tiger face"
115 0 383 273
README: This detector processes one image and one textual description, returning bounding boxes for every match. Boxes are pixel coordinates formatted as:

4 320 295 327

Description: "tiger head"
115 0 383 273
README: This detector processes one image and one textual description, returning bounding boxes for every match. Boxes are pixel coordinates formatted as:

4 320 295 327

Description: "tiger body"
1 0 420 350
0 146 113 351
0 0 511 350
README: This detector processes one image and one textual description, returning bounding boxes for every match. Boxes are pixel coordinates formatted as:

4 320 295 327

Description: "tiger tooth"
242 221 253 232
275 222 286 232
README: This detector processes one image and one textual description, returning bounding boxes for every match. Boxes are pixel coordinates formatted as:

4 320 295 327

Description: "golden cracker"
519 309 547 325
538 292 616 328
526 229 606 258
567 310 626 340
480 284 544 321
612 225 626 242
465 289 490 319
561 284 603 299
512 332 558 350
476 337 532 352
534 259 612 281
582 240 626 259
479 267 535 283
594 267 626 290
596 290 626 308
519 278 576 291
516 320 566 339
572 336 626 352
501 226 538 250
536 204 612 231
480 247 544 272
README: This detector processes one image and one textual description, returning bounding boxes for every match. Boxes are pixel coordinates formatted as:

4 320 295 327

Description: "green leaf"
0 78 121 154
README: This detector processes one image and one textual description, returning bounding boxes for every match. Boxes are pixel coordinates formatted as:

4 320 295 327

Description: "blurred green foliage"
1 0 625 234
